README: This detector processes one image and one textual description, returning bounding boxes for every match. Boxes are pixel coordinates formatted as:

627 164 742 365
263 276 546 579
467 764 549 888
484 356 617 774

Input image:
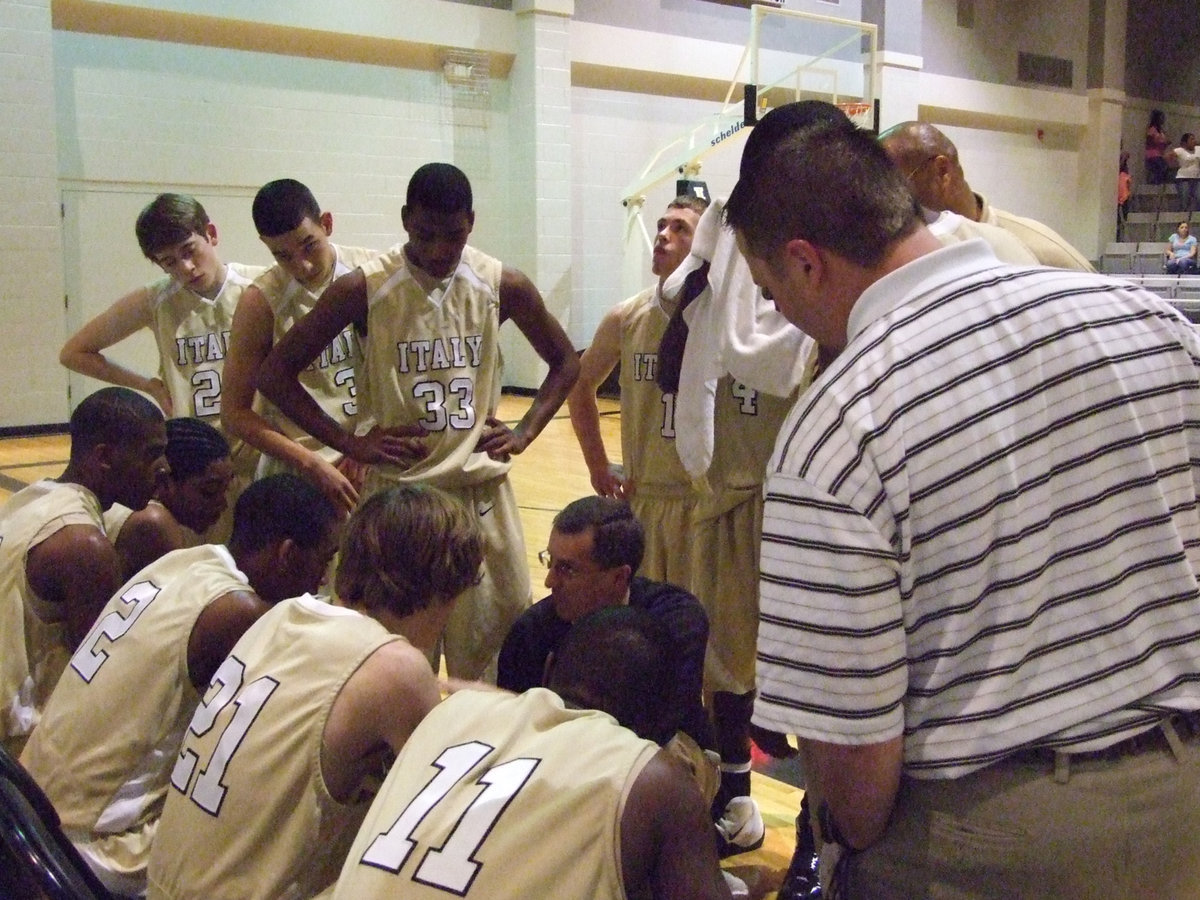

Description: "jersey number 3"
413 377 475 432
359 741 538 894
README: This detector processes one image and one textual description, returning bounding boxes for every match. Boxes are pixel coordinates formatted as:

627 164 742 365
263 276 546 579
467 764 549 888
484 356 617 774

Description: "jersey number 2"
191 368 221 417
70 580 161 682
359 741 538 894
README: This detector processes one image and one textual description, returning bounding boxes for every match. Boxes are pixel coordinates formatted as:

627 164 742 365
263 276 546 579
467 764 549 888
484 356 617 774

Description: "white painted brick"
0 2 50 33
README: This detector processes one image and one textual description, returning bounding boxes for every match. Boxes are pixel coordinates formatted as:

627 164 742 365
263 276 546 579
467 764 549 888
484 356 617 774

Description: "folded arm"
60 288 171 413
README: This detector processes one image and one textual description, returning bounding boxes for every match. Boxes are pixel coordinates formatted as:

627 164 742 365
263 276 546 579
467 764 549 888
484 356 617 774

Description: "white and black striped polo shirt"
754 240 1200 779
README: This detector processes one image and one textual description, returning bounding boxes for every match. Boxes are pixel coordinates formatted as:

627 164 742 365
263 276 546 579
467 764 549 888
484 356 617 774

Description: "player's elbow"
558 351 581 387
59 341 87 371
566 378 597 419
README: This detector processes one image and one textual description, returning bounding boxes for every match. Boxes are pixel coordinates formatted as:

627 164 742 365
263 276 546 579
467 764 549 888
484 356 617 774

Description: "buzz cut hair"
667 194 710 217
548 606 673 744
405 163 473 215
228 473 338 556
69 387 164 461
135 193 211 259
252 179 322 238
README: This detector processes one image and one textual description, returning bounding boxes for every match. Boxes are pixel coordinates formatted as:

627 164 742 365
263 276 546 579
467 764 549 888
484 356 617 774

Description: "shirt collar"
846 238 1004 344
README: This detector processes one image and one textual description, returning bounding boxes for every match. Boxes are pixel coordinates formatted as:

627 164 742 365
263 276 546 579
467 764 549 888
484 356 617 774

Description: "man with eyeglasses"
496 495 713 754
879 121 1094 272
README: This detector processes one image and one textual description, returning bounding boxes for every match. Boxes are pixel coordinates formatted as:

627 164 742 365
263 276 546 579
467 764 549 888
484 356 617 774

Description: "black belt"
1012 710 1200 769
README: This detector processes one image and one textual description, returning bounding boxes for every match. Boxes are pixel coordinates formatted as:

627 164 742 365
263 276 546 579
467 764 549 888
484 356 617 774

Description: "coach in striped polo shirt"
726 116 1200 898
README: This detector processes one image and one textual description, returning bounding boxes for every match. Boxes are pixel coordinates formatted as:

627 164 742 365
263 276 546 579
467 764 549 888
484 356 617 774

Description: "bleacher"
1118 181 1195 245
1103 193 1199 287
1118 211 1193 246
1095 272 1200 322
1102 245 1199 277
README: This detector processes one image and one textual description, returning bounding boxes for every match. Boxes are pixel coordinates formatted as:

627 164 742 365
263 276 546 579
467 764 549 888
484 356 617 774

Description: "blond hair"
335 484 483 616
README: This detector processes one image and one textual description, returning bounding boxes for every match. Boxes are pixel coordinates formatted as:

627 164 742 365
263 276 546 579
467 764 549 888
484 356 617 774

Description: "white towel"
662 199 815 477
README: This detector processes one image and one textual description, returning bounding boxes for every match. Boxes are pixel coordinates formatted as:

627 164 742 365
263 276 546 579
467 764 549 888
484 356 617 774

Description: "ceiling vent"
957 0 974 28
1017 52 1073 89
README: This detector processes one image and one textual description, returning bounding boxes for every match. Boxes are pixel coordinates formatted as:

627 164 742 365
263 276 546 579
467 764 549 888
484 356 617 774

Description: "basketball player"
568 195 788 854
567 195 708 590
0 387 167 755
104 416 234 580
329 606 733 900
257 162 579 681
222 179 378 513
147 484 484 900
21 474 339 897
59 192 264 538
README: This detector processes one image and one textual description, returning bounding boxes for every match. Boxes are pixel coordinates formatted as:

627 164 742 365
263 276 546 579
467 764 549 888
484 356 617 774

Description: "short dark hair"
548 606 673 743
228 474 338 556
252 179 322 238
405 163 473 215
69 387 164 460
725 120 921 266
335 484 483 617
135 194 211 258
1183 133 1196 145
164 417 230 482
552 496 644 573
667 194 709 217
739 100 853 178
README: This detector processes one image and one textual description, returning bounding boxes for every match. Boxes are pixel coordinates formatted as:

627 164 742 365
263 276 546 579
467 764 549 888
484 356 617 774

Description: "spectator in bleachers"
1118 151 1132 239
1146 109 1171 185
1173 133 1199 213
1165 221 1198 274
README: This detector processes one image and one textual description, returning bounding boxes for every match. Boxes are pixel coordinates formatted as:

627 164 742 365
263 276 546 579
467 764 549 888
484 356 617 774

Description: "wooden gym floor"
0 393 802 899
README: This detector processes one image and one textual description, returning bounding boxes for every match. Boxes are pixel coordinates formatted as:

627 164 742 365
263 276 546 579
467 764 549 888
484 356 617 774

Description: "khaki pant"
842 720 1200 899
437 476 531 681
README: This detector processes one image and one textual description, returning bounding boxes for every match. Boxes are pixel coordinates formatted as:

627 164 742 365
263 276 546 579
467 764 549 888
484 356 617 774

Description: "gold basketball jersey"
102 500 201 549
701 375 795 501
149 263 261 425
332 688 658 900
358 245 508 491
101 502 135 544
617 287 692 498
0 480 104 749
20 545 251 878
254 245 377 465
148 594 399 900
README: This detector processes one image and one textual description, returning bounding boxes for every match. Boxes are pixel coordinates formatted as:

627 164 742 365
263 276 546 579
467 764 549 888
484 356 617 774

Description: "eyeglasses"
538 549 609 580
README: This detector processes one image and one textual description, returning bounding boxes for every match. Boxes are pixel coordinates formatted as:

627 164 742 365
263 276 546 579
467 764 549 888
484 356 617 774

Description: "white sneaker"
722 869 750 898
715 796 765 858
